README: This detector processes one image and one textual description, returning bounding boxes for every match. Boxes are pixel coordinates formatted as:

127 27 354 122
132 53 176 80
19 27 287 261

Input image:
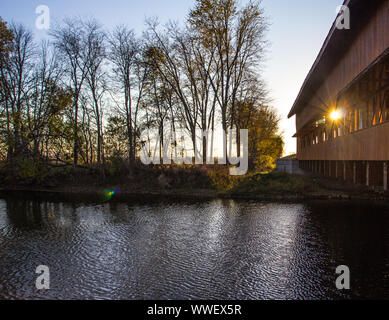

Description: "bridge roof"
287 0 383 118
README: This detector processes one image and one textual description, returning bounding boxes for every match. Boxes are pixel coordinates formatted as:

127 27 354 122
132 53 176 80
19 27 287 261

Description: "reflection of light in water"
3 197 384 300
228 203 308 299
76 205 110 230
204 200 238 252
206 200 225 241
256 203 320 298
0 200 9 238
56 205 73 228
265 204 305 247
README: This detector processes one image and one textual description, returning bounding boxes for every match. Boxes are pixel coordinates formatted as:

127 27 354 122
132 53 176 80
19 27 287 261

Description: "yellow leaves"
234 101 283 171
207 166 244 191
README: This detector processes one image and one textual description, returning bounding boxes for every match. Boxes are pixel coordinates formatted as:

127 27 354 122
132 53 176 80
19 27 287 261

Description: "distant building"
276 155 303 175
288 0 389 190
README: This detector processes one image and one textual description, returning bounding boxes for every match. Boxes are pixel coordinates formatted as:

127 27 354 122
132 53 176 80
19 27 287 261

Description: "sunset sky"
0 0 343 155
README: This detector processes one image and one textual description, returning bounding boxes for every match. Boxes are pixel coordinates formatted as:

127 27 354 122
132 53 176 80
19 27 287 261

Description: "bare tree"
51 18 90 166
145 21 200 156
0 0 279 177
0 18 15 160
0 23 35 161
109 26 146 165
27 42 72 161
188 0 268 158
84 19 106 166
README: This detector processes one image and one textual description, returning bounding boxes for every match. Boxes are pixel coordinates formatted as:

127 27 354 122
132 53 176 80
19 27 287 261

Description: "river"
0 195 388 300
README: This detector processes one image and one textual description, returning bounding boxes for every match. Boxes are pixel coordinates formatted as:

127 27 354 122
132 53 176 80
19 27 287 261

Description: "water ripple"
0 198 388 299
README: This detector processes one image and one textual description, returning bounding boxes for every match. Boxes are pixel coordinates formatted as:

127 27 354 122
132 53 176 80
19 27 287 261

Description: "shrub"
228 170 318 195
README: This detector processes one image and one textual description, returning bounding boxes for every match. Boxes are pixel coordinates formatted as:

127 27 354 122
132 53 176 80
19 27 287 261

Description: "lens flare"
102 188 120 201
330 109 341 121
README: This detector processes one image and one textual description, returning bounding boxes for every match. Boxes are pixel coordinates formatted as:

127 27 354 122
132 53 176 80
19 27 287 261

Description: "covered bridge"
288 0 389 190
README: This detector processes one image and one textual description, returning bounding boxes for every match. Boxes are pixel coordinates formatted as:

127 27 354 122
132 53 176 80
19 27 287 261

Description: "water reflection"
0 196 388 300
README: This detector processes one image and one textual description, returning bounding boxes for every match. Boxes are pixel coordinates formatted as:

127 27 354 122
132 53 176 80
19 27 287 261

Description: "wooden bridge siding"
296 1 389 132
297 121 389 161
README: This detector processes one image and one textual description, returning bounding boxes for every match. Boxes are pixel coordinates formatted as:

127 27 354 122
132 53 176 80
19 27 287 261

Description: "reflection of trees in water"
6 198 44 229
5 198 79 231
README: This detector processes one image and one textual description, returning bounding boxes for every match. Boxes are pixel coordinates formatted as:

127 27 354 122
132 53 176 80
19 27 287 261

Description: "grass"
227 170 320 195
0 159 321 198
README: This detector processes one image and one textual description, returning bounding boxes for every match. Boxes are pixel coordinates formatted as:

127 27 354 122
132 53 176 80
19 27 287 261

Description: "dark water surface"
0 195 388 300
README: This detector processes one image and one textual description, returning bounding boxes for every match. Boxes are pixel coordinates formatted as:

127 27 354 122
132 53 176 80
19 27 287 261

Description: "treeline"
0 0 283 177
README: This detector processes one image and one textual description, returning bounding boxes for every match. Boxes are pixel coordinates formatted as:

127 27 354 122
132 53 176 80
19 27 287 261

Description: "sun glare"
330 109 341 121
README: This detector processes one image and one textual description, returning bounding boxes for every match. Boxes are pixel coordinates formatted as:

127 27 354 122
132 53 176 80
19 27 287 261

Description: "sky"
0 0 344 156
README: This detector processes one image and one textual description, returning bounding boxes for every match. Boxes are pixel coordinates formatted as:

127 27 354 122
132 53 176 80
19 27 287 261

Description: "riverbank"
1 163 388 202
0 179 388 203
